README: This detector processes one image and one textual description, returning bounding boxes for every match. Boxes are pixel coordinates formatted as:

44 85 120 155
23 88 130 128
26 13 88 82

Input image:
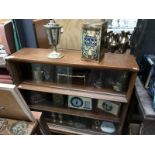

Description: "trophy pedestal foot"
48 51 64 59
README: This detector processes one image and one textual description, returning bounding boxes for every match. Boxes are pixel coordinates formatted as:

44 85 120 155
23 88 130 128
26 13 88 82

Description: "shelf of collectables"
6 48 139 135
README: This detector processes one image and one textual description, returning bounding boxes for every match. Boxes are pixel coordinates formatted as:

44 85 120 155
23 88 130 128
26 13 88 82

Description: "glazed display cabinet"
6 48 139 134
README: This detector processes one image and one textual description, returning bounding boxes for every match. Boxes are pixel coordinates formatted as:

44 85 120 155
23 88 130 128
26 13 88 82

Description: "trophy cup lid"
82 23 102 31
44 19 61 29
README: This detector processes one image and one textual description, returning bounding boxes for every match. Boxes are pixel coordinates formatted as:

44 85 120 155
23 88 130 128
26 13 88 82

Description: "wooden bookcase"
6 48 139 135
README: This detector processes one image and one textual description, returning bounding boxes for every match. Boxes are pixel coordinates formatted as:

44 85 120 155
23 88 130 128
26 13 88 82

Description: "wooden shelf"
29 103 120 123
47 122 109 135
18 81 128 103
7 48 139 72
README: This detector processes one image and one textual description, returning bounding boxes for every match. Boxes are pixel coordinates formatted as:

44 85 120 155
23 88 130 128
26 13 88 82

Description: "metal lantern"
44 20 63 59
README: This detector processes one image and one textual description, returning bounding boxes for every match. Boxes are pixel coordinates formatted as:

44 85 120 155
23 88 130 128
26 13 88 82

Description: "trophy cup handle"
61 27 64 33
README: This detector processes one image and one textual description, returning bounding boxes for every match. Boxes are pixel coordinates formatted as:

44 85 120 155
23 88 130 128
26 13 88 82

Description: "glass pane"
21 63 130 93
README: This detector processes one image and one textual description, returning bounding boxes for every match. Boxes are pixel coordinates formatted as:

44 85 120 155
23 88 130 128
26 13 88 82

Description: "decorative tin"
81 22 107 63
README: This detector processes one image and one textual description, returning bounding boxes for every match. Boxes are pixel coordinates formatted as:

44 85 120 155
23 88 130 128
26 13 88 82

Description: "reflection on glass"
30 64 130 93
58 113 63 124
93 72 103 88
94 120 101 129
51 113 56 123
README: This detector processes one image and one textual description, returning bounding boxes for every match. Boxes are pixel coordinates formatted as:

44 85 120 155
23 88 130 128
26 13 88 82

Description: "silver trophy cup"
44 20 63 59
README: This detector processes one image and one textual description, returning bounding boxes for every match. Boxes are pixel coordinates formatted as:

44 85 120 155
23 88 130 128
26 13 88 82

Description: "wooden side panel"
118 105 129 134
118 72 137 134
33 19 50 48
0 20 16 54
33 19 83 50
6 60 23 85
56 19 83 50
127 72 137 102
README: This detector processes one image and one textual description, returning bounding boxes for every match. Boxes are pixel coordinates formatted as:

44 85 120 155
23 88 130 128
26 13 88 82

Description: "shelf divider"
18 80 128 103
46 121 109 135
29 103 120 123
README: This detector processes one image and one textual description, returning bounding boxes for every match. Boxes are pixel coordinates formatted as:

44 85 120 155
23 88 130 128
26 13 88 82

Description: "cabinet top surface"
7 48 139 71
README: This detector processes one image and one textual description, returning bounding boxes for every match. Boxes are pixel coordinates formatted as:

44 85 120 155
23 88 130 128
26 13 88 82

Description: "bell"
109 33 118 53
119 31 129 53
